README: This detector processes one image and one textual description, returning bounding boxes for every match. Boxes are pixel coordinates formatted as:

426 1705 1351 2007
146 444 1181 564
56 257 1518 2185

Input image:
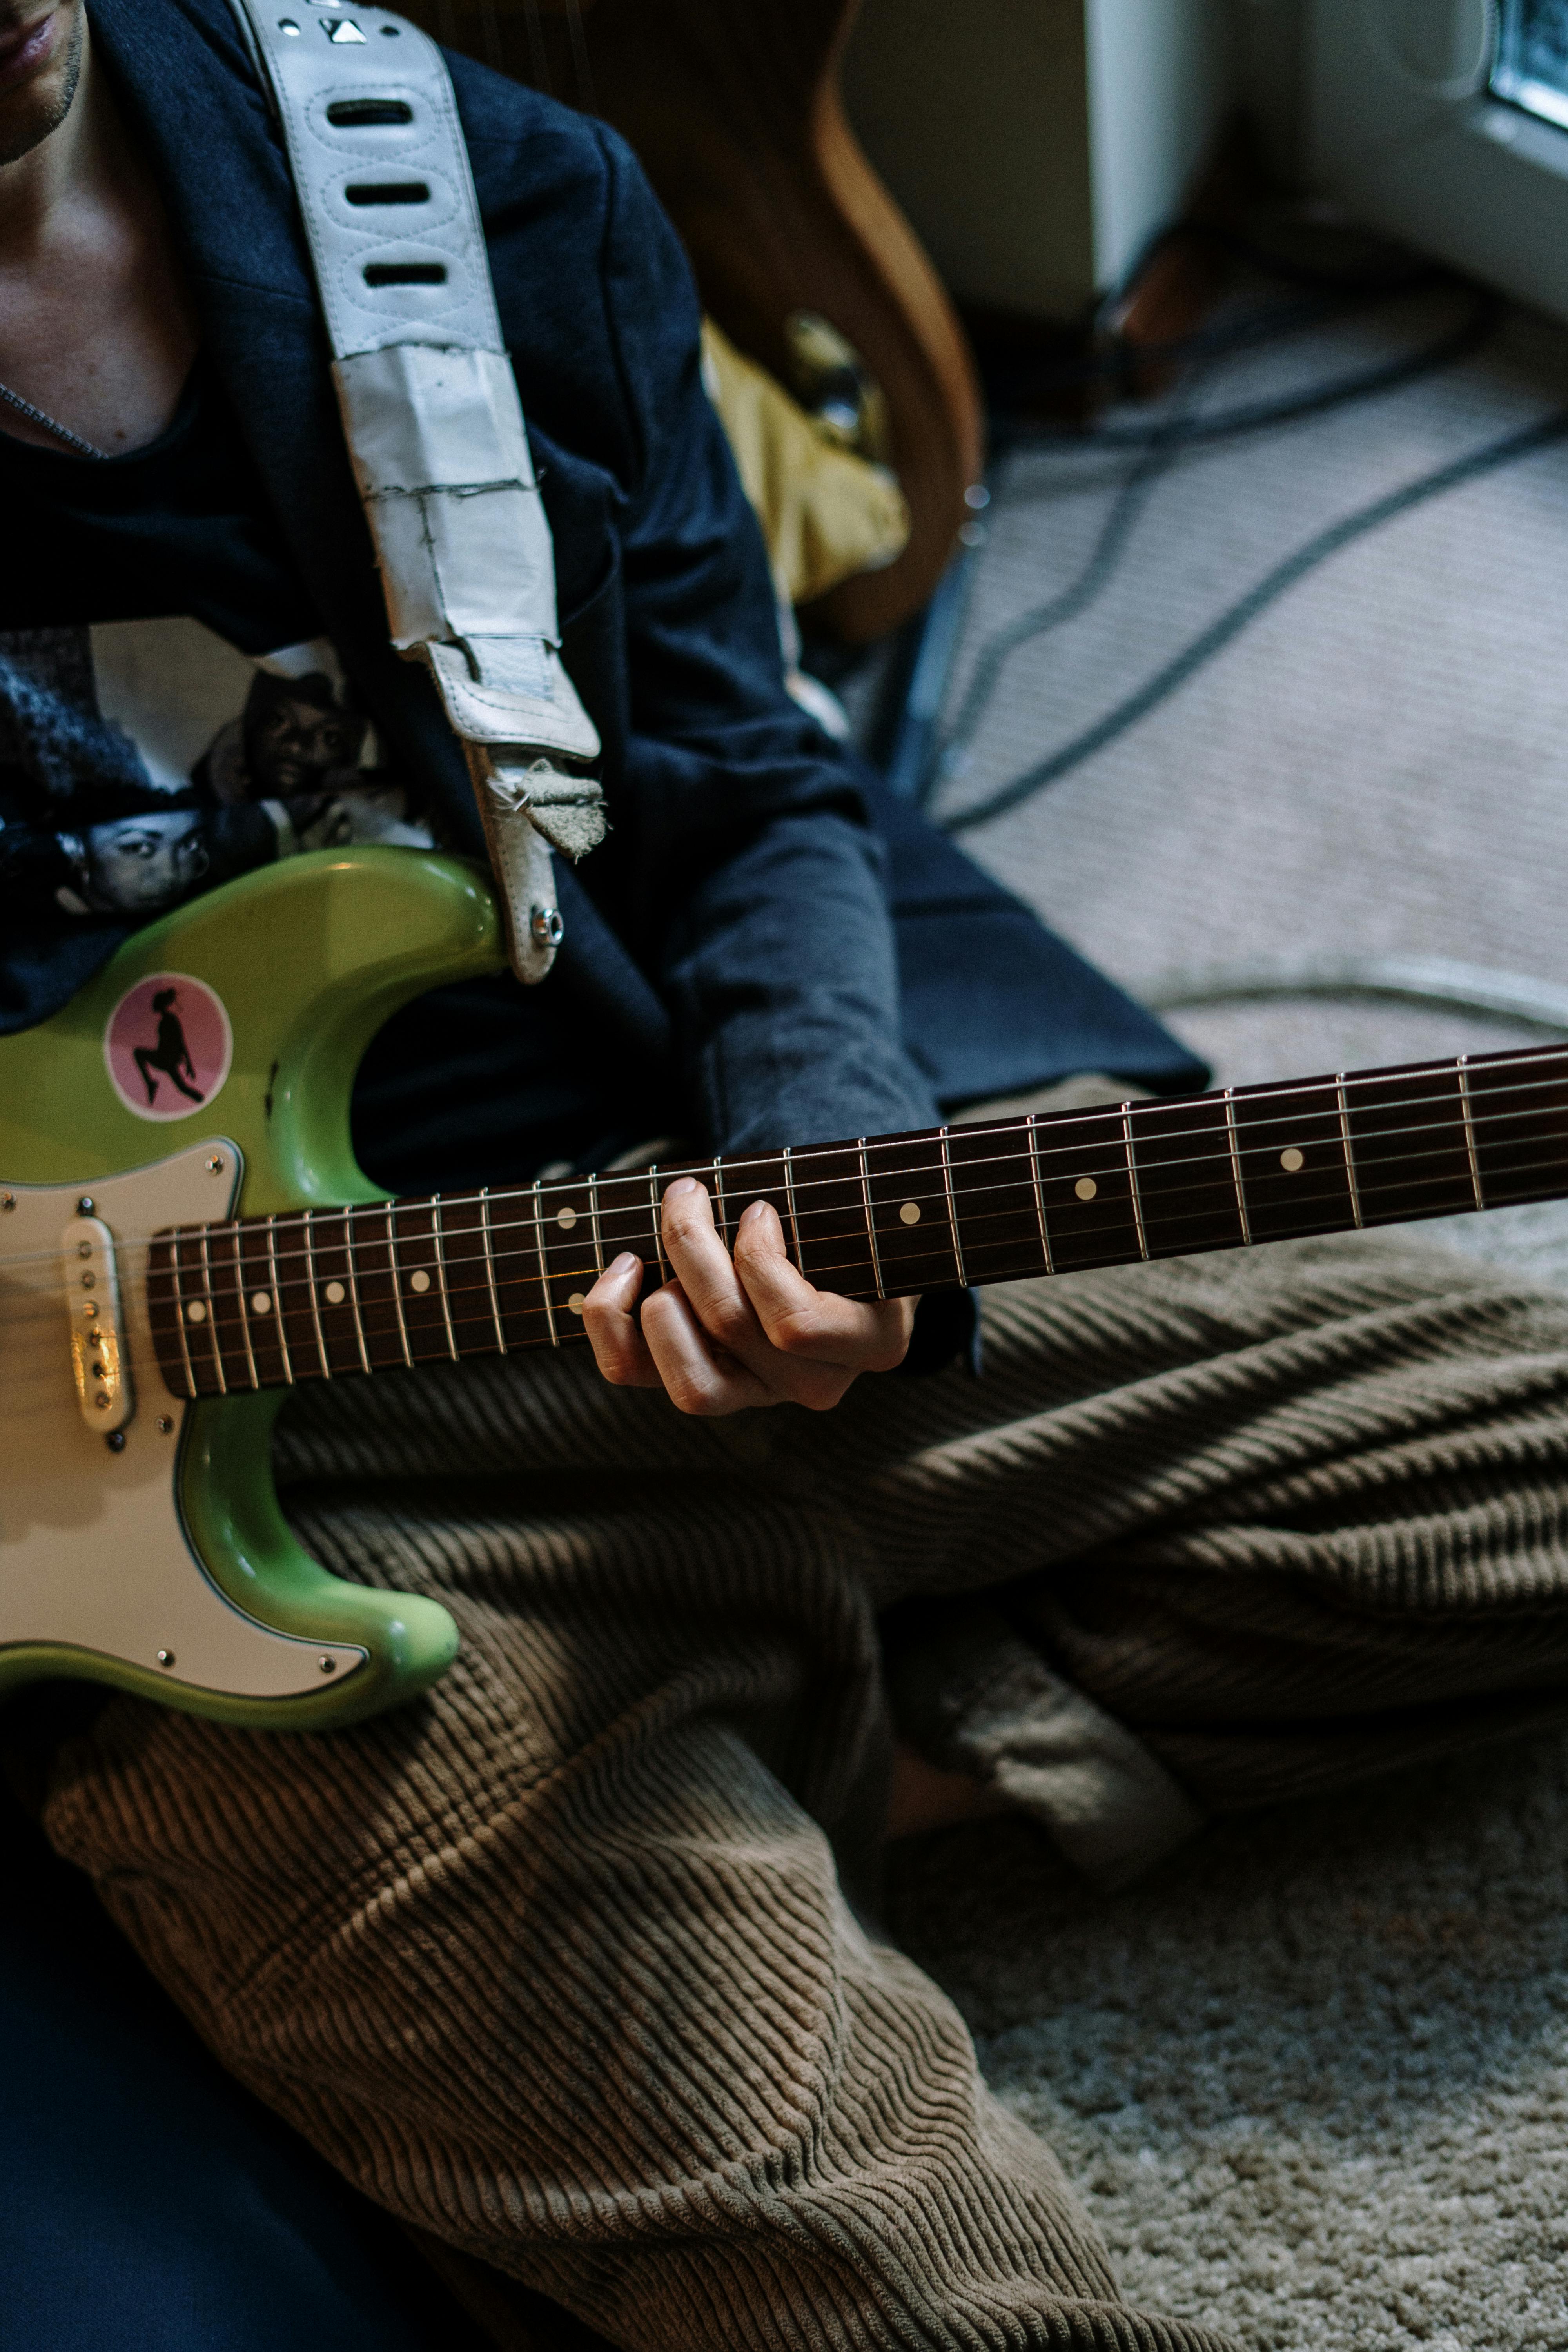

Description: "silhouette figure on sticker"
133 989 205 1107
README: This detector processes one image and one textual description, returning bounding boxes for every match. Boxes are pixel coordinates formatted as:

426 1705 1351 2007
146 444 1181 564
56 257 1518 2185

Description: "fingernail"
611 1253 639 1277
665 1177 702 1200
740 1200 769 1226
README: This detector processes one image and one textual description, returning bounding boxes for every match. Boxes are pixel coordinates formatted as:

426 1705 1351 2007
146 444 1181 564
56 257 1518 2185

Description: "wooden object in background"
403 0 984 642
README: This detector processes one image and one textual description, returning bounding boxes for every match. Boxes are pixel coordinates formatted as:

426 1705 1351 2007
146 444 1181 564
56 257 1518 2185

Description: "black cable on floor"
941 407 1568 837
936 367 1221 779
920 288 1504 808
1001 289 1500 452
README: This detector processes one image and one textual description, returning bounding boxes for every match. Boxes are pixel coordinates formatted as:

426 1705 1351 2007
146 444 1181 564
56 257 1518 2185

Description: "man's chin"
0 4 84 166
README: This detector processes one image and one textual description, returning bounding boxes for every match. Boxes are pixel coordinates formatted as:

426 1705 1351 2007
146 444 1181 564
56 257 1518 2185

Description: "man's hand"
582 1177 916 1416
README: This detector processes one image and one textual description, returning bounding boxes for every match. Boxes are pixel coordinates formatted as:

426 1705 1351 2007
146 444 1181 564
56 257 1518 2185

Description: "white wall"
843 0 1242 319
1085 0 1236 288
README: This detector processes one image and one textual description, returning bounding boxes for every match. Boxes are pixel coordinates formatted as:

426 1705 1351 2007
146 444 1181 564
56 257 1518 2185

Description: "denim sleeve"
590 129 940 1156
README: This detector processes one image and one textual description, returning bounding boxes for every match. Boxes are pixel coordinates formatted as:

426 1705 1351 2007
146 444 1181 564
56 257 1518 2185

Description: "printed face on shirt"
82 809 208 913
243 672 366 797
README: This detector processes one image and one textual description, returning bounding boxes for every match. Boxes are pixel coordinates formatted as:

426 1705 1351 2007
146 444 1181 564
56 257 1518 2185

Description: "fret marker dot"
325 1280 346 1305
1074 1178 1098 1202
567 1292 587 1316
557 1206 578 1230
410 1269 431 1294
1280 1147 1305 1174
250 1291 272 1316
900 1201 921 1226
185 1300 207 1324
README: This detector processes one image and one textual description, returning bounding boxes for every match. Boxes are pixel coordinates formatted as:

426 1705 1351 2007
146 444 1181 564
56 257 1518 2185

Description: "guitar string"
7 1069 1568 1284
141 1134 1568 1368
7 1032 1566 1284
28 1140 1568 1387
164 1158 1568 1389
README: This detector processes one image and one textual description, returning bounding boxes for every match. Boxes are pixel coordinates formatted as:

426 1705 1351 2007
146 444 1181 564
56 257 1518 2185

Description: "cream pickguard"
0 1142 367 1703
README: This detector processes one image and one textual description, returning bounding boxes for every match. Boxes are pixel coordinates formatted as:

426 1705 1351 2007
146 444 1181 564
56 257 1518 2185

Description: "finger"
581 1253 664 1390
731 1201 916 1373
655 1180 867 1408
640 1277 780 1417
657 1178 777 1374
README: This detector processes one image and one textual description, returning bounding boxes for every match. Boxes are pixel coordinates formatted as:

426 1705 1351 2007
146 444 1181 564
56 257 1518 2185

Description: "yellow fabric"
701 318 910 606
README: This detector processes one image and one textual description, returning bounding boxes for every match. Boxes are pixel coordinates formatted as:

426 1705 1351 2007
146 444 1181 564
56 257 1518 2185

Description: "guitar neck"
148 1041 1568 1401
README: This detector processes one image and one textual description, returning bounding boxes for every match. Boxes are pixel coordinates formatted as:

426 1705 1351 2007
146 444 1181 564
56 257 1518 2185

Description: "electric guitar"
4 847 1566 1732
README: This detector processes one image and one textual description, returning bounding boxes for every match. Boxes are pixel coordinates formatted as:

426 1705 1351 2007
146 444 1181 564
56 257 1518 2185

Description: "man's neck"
0 7 94 256
0 4 199 456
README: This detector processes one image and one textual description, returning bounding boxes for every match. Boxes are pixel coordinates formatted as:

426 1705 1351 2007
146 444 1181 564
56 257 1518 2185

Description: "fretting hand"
582 1176 916 1415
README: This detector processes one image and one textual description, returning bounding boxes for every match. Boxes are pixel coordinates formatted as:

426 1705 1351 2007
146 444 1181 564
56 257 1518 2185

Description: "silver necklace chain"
0 376 107 460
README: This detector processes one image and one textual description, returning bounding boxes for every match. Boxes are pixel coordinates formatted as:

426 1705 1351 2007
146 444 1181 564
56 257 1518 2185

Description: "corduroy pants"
35 1231 1568 2352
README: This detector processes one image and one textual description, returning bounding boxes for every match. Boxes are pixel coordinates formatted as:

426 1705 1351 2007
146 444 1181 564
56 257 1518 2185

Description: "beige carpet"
890 281 1568 2350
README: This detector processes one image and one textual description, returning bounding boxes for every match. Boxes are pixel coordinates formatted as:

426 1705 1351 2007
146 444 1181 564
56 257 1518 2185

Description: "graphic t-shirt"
0 360 435 1033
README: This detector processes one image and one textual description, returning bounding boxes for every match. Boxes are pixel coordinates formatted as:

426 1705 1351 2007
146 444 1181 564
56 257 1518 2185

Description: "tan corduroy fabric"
36 1232 1568 2352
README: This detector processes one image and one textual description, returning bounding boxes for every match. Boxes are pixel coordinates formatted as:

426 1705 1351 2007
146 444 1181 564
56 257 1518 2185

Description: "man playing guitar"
4 4 1568 2348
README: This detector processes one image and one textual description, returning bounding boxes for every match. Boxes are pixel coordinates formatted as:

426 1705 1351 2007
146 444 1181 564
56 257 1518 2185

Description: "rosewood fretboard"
147 1043 1568 1401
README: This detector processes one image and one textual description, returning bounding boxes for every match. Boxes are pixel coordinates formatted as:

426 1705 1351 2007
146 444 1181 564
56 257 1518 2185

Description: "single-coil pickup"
64 1215 134 1434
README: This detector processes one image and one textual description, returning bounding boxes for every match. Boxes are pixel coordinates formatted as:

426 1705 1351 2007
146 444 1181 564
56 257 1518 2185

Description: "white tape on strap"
228 0 603 981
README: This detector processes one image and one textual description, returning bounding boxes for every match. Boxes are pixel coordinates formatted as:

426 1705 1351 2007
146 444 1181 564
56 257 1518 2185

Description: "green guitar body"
0 850 503 1730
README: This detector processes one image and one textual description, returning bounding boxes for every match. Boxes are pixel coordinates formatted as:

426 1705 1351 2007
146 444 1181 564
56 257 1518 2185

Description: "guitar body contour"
0 851 501 1730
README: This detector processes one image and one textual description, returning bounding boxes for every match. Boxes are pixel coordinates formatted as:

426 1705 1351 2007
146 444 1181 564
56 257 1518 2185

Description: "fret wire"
170 1230 197 1400
386 1203 414 1369
712 1156 727 1250
588 1171 604 1278
303 1208 332 1377
535 1181 559 1347
343 1205 371 1376
1027 1113 1053 1274
230 1220 259 1391
267 1216 294 1384
647 1167 668 1285
783 1144 803 1271
1457 1055 1485 1213
1335 1075 1365 1230
431 1194 459 1361
1223 1088 1253 1245
198 1225 226 1394
1122 1104 1150 1262
938 1127 967 1285
480 1188 507 1354
858 1138 886 1300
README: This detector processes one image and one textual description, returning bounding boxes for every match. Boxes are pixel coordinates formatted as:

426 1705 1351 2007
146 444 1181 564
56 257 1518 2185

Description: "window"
1494 0 1568 134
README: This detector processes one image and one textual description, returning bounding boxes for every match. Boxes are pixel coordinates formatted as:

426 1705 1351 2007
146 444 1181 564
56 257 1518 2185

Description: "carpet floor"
881 272 1568 2349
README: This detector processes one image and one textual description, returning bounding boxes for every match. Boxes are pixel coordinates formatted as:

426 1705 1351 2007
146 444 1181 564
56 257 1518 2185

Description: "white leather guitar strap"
227 0 605 982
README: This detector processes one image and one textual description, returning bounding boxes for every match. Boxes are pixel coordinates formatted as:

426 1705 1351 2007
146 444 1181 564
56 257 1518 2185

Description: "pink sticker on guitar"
104 973 233 1123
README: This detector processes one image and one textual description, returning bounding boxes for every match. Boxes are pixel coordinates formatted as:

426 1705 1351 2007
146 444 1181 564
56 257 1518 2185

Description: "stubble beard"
0 5 86 168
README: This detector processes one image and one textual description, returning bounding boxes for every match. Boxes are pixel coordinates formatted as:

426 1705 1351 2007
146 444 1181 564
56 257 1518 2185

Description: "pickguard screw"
207 1156 225 1176
156 1650 175 1669
77 1196 94 1216
0 1193 14 1212
106 1431 126 1454
318 1656 337 1675
157 1416 174 1435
